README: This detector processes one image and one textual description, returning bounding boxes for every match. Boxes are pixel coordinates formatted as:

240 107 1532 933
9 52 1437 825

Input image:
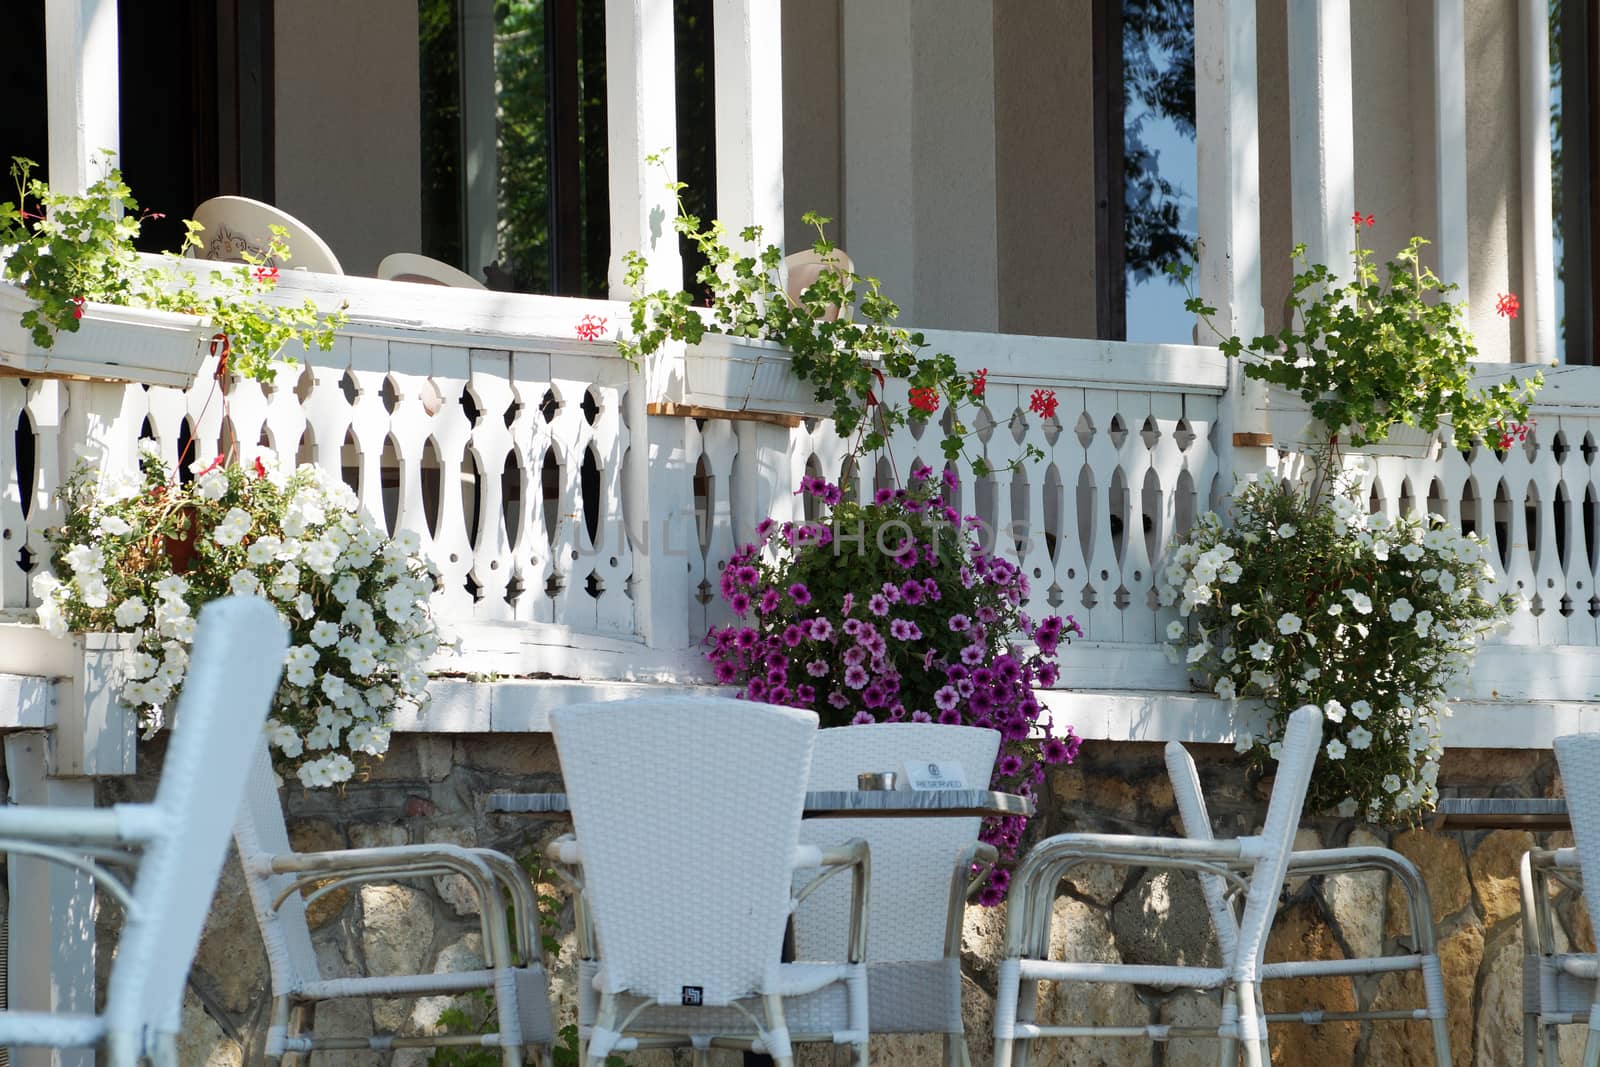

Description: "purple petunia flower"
806 659 830 677
862 684 886 708
910 709 933 723
851 710 876 725
828 690 850 709
1036 662 1060 687
880 582 901 603
808 618 834 642
714 661 739 683
934 686 960 711
976 605 999 624
746 677 769 699
842 618 863 636
844 664 869 689
970 689 997 716
730 592 752 616
770 685 791 704
900 581 925 606
782 624 804 647
736 628 759 650
868 594 890 616
890 619 921 641
960 643 986 666
788 583 812 606
937 708 963 725
1041 735 1077 763
796 684 815 705
997 753 1023 776
841 592 854 615
759 588 781 614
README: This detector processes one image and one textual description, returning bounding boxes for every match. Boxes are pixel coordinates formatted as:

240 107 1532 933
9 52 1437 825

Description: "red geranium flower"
1028 388 1059 420
574 313 609 341
971 368 988 398
1350 211 1375 228
909 387 940 413
253 457 268 479
1495 292 1520 319
69 296 85 320
252 265 279 284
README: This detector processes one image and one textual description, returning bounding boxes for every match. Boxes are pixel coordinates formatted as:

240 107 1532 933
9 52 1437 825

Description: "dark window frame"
1560 0 1598 365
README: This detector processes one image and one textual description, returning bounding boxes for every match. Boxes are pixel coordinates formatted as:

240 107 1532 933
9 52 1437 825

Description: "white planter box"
1265 385 1441 460
0 282 210 388
679 333 834 418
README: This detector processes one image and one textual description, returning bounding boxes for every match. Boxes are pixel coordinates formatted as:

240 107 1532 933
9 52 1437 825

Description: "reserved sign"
900 759 968 791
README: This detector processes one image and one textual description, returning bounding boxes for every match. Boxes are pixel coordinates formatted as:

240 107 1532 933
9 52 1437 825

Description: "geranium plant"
616 156 1033 474
0 154 346 381
1158 477 1514 823
704 463 1083 901
32 443 439 787
1177 213 1542 450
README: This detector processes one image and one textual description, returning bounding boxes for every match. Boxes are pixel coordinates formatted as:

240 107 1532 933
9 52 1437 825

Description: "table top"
485 788 1035 819
1429 797 1570 831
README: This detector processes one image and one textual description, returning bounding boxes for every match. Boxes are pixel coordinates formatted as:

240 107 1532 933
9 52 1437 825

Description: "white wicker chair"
1166 732 1453 1064
232 743 555 1067
0 595 287 1065
789 723 1000 1067
547 696 870 1067
1521 844 1594 1066
1551 733 1600 1067
993 703 1325 1067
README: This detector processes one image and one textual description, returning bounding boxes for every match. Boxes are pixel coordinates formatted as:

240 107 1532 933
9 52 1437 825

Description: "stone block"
1475 924 1527 1067
1062 862 1127 907
460 732 561 776
1260 899 1357 1066
1110 869 1220 969
1439 748 1545 788
1158 989 1223 1067
1387 829 1470 936
1284 826 1323 893
1320 827 1387 959
309 995 381 1066
175 989 244 1067
349 822 409 851
423 821 482 916
961 898 1007 984
360 884 436 1032
1367 969 1438 1067
959 971 995 1067
1559 892 1596 953
1032 895 1153 1067
411 932 486 1034
1468 828 1536 928
192 852 268 1014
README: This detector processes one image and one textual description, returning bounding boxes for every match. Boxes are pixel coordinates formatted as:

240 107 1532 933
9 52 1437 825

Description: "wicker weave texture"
551 696 818 1006
234 743 321 992
794 724 998 966
1555 734 1600 953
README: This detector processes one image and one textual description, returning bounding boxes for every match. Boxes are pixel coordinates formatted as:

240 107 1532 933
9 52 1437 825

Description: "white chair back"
1554 734 1600 953
377 252 487 289
233 743 323 994
189 195 343 275
1231 705 1323 973
783 250 853 320
550 696 817 1007
104 595 288 1041
795 723 999 962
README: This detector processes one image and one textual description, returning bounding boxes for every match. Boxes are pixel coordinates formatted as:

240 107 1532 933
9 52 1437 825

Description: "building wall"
108 731 1581 1066
273 0 423 278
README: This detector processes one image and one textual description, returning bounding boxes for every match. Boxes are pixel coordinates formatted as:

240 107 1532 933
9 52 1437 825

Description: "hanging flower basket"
0 281 210 388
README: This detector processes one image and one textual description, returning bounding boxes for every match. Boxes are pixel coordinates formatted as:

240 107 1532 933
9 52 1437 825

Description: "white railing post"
1196 0 1268 489
713 0 785 255
1432 0 1471 297
44 0 120 193
1519 0 1558 363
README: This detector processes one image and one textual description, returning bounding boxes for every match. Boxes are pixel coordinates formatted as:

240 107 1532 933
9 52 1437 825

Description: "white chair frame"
0 596 287 1065
1521 846 1594 1067
232 744 555 1067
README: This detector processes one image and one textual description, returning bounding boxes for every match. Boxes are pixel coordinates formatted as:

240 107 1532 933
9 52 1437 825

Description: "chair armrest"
259 844 522 972
1005 834 1248 958
0 804 129 845
793 839 872 965
542 833 595 959
943 841 1000 958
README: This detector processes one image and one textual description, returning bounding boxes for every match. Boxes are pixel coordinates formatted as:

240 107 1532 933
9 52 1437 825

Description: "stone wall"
80 734 1587 1067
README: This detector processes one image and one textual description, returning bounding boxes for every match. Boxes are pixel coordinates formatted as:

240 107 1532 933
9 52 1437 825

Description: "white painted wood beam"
460 0 499 282
1287 0 1356 278
44 0 121 193
712 0 785 256
6 731 96 1067
604 0 683 298
1520 0 1558 362
1196 0 1268 451
1432 0 1470 297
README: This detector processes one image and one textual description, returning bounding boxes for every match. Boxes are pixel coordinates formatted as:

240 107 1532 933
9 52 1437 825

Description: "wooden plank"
646 400 802 428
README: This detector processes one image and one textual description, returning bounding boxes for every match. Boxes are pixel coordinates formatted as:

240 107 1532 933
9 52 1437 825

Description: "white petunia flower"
1323 699 1346 723
1347 725 1374 749
1166 620 1186 641
1250 640 1274 661
1389 598 1414 622
114 596 149 628
1382 774 1403 793
1325 738 1347 760
1276 523 1297 539
1350 699 1372 720
1277 613 1302 635
100 515 133 536
1343 589 1373 614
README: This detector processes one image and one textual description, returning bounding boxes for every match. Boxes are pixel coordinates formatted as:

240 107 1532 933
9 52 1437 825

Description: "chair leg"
1216 987 1240 1067
763 992 797 1067
151 1032 179 1067
104 1030 138 1067
1428 1002 1453 1067
1235 980 1266 1067
945 1030 972 1067
1585 1028 1600 1067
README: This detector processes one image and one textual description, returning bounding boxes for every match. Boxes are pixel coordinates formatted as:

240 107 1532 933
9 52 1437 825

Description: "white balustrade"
4 314 1598 693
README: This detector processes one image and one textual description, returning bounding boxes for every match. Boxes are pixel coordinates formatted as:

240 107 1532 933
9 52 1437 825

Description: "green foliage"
1159 478 1516 823
616 157 1019 473
1175 226 1543 450
0 155 346 382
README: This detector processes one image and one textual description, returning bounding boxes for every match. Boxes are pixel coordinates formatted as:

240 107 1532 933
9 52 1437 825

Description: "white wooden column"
605 0 682 297
1432 0 1470 296
45 0 120 193
1287 0 1356 276
460 0 499 281
1196 0 1268 471
1519 0 1558 362
7 733 96 1067
713 0 785 255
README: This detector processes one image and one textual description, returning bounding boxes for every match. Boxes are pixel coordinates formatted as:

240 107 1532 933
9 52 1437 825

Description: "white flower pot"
679 333 835 418
0 282 210 388
1265 385 1441 461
